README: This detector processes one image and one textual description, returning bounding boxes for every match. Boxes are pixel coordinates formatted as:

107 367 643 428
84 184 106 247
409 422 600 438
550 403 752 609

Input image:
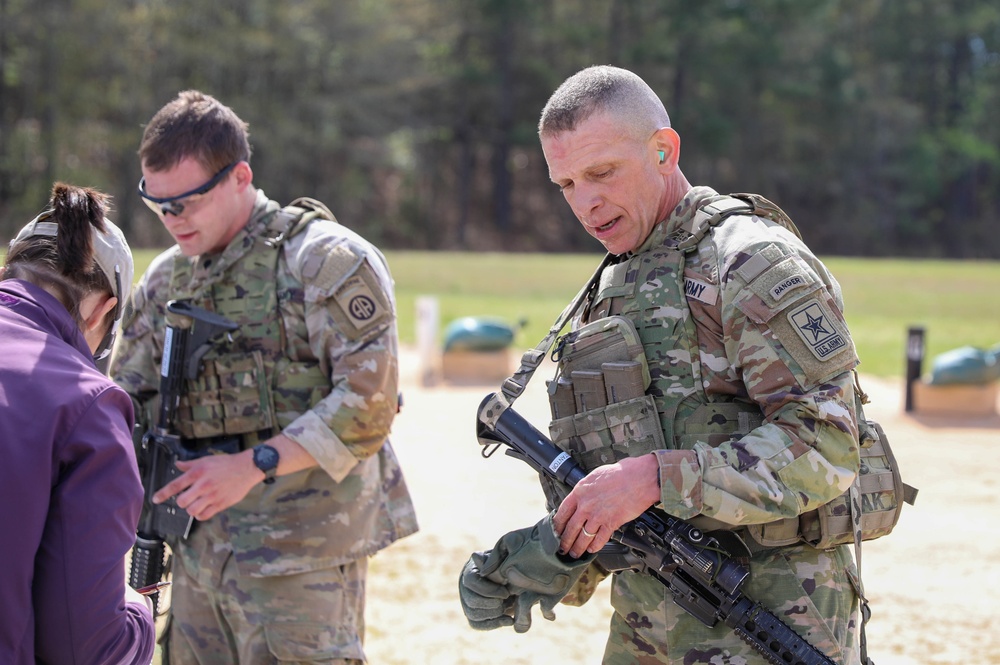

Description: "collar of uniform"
628 185 720 257
190 190 278 284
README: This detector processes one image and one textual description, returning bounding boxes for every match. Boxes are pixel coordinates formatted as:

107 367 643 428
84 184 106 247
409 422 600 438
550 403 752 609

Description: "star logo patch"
787 299 848 360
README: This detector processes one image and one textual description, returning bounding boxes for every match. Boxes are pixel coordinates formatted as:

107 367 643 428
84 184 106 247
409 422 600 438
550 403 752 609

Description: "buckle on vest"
665 228 696 250
501 377 525 399
518 348 545 370
263 230 288 248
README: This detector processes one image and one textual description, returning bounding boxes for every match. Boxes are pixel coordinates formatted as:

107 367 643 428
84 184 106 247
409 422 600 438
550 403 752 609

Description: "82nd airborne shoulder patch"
333 260 391 338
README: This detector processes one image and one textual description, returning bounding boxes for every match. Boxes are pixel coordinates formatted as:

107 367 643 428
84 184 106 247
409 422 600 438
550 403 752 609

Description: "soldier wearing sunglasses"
113 90 418 665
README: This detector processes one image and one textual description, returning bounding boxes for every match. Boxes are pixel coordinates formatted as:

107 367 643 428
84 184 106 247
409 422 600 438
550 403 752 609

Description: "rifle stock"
476 392 836 665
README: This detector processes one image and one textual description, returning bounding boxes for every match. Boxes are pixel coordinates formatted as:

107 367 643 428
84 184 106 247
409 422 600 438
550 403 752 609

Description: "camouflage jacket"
112 190 417 575
570 186 861 532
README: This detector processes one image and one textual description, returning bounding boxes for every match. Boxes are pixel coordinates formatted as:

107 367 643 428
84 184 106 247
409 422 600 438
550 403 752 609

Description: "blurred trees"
0 0 998 257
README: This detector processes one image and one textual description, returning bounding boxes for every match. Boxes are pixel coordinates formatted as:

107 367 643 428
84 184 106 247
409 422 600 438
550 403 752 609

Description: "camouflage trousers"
163 518 367 664
601 543 861 665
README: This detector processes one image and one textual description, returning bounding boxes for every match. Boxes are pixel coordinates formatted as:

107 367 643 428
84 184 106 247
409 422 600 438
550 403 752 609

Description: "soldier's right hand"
153 451 260 520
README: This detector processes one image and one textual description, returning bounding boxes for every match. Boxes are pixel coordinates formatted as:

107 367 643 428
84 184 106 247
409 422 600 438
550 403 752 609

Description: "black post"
905 326 925 412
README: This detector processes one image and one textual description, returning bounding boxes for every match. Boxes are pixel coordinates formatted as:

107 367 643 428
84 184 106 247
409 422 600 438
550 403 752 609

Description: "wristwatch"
252 444 280 484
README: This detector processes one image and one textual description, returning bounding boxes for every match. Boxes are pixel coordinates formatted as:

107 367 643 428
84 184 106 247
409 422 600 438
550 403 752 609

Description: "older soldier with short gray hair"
460 65 865 664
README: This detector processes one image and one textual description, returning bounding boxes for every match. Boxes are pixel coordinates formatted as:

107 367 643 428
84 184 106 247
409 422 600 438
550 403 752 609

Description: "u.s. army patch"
787 298 849 361
684 276 719 305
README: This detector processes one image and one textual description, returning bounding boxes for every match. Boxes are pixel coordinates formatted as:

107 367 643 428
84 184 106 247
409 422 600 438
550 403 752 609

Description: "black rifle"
129 300 238 613
476 393 836 665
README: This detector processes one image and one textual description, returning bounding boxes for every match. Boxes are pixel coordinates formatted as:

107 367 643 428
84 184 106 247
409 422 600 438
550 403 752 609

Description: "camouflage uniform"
550 187 863 664
113 190 418 663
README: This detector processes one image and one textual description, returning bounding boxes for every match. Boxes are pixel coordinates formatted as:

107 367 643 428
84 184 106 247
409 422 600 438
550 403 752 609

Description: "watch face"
254 445 279 471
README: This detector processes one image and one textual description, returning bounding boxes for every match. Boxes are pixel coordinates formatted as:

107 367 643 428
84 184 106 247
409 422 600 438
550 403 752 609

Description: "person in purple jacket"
1 182 155 664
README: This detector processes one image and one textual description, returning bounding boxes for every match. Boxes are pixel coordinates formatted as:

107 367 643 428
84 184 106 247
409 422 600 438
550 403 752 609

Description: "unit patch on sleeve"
787 298 849 361
332 260 391 338
770 275 805 301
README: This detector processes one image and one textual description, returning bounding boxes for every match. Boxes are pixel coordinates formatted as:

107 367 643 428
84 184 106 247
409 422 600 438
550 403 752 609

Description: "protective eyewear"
137 161 240 216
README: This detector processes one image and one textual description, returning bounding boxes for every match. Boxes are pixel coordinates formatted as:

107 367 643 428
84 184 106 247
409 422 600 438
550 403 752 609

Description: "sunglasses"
137 161 240 217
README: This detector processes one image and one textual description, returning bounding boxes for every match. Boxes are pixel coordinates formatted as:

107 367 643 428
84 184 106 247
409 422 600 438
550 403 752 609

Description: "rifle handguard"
129 535 166 615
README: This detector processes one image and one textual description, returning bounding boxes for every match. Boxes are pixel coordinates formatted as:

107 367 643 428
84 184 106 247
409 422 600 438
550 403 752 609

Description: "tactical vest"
534 194 915 551
547 195 778 476
168 198 334 447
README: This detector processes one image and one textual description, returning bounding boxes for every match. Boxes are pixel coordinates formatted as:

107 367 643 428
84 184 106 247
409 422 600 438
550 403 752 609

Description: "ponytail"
4 183 115 324
53 184 109 278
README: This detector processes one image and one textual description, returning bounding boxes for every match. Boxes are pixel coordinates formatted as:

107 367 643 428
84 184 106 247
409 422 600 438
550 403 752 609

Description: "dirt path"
363 348 1000 664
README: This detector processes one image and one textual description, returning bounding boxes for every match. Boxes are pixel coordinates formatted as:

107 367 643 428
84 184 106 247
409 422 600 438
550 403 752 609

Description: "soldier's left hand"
152 452 260 520
553 452 661 558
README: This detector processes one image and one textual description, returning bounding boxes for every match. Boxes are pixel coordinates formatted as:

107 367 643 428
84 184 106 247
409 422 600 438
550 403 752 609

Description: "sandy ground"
361 348 1000 665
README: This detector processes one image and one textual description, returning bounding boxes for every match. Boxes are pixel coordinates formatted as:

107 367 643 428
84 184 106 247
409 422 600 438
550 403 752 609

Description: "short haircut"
139 90 252 174
539 65 671 141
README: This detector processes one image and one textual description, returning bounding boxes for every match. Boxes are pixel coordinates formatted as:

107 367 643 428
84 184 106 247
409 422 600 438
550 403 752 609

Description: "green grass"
127 250 1000 378
824 257 1000 377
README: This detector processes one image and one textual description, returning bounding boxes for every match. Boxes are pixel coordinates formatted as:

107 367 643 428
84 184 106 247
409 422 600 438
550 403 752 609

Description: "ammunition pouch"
543 316 663 508
550 315 651 393
176 349 275 443
749 416 916 550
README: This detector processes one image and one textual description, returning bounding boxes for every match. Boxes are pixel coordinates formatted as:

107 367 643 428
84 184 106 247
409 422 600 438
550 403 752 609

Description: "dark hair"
139 90 252 174
4 183 115 327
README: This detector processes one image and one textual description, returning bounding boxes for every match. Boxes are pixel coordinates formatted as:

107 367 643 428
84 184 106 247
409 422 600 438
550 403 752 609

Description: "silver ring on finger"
581 524 597 538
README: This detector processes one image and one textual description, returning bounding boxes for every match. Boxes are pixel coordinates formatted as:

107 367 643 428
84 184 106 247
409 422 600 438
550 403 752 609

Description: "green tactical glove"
458 512 596 633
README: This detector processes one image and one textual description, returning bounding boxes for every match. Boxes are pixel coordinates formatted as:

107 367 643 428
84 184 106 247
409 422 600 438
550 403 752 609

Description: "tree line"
1 0 998 257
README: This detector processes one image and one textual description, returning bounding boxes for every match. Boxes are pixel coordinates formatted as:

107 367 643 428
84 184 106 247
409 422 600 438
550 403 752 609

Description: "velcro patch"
747 253 814 311
684 276 719 305
305 242 361 297
787 298 850 361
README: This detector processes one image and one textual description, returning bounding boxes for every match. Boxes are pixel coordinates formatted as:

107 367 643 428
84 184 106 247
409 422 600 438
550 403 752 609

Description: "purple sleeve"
33 386 156 665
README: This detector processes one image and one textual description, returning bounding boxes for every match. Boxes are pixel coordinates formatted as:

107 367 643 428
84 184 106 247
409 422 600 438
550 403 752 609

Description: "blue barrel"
443 317 516 352
928 345 1000 385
